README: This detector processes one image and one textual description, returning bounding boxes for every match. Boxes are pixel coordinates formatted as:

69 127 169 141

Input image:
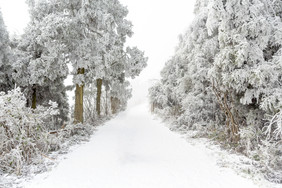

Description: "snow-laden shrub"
260 112 282 182
0 88 95 176
264 112 282 141
0 88 58 174
43 123 94 154
56 123 93 143
258 140 282 183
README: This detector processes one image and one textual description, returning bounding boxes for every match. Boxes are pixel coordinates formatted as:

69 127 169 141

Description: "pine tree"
12 1 70 125
0 9 13 93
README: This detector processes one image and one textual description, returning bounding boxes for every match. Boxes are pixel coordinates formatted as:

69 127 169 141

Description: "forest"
149 0 282 183
0 0 282 187
0 0 147 176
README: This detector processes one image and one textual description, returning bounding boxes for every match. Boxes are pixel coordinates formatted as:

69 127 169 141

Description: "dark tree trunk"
96 78 102 117
74 68 85 124
31 85 36 109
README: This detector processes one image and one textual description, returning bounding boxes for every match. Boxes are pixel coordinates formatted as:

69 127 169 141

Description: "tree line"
0 0 147 175
1 0 147 124
149 0 282 183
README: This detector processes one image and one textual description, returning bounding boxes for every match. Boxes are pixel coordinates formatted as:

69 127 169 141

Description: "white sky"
0 0 30 35
0 0 196 105
119 0 196 80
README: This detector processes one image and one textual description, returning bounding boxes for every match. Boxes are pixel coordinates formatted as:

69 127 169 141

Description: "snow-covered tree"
11 1 70 124
150 0 221 130
149 81 167 113
150 0 281 141
68 0 147 122
83 1 147 117
25 0 147 123
206 0 282 142
102 46 147 115
149 0 282 180
0 9 13 93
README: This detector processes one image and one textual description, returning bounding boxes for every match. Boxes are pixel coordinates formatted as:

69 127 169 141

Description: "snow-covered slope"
23 99 260 188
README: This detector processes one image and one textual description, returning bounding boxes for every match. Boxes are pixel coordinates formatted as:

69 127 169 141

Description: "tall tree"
26 0 147 123
12 1 70 124
0 9 13 93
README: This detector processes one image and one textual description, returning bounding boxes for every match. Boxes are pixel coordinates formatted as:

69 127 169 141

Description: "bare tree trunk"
31 85 36 109
212 80 240 143
74 68 84 124
105 87 108 116
96 78 102 117
111 96 115 114
151 102 155 113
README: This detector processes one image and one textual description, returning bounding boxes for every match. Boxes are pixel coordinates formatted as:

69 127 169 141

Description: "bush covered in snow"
0 89 94 175
0 88 58 174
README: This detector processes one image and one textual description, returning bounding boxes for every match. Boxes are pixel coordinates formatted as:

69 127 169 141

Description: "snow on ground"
22 99 263 188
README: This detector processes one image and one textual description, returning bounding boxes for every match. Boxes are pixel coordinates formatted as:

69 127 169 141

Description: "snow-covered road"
24 102 259 188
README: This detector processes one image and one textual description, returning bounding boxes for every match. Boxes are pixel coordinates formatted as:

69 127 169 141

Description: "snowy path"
23 102 260 188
